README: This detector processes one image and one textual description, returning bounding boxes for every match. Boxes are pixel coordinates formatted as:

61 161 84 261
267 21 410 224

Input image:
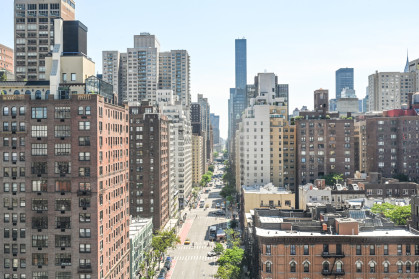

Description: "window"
79 244 91 253
290 262 296 273
54 107 71 118
406 262 411 273
79 121 90 130
79 229 91 238
31 107 47 119
31 162 47 175
415 244 419 255
79 182 91 191
266 262 272 273
356 262 362 273
32 199 48 211
79 198 90 208
31 126 47 137
290 244 296 255
32 180 47 192
79 152 91 161
79 137 90 146
369 245 375 255
356 244 361 255
55 253 71 266
303 245 309 255
397 244 402 255
266 245 271 255
79 167 90 177
3 107 9 116
397 261 403 273
323 244 329 254
33 272 48 279
55 199 71 211
55 144 71 156
415 262 419 273
323 262 329 272
79 214 91 223
55 125 71 137
31 144 47 156
55 181 71 192
383 244 388 255
369 262 376 273
55 162 71 174
32 253 48 266
56 272 72 279
303 262 309 272
71 73 76 81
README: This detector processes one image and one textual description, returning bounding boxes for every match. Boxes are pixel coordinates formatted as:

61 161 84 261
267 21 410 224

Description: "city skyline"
2 0 419 138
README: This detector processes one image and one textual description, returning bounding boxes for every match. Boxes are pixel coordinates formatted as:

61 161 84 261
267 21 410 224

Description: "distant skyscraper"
235 38 247 90
335 68 354 100
404 51 409 73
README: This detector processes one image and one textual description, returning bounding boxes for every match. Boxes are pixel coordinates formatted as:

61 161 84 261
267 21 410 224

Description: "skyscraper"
235 38 247 90
335 68 354 100
14 0 76 81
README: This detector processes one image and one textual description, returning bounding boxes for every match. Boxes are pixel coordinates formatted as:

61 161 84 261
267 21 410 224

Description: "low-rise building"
129 218 153 279
247 208 419 279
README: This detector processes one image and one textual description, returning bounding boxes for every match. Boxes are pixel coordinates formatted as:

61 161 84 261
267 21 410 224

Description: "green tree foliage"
213 243 224 254
320 173 343 186
0 72 7 81
371 203 411 225
215 263 240 279
208 164 215 172
333 173 343 185
213 151 219 158
217 246 244 266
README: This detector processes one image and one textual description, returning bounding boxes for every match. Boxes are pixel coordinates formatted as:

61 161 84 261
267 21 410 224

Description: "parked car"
164 257 172 270
157 267 167 279
207 251 217 257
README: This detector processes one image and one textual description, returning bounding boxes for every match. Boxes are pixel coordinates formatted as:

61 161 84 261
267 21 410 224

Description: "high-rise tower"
335 68 354 100
235 38 247 90
14 0 76 81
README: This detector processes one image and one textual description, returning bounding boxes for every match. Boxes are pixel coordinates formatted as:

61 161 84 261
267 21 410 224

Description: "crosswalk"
177 245 211 250
172 255 218 261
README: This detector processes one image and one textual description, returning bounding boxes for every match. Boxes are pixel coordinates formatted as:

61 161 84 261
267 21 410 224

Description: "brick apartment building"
359 108 419 182
129 103 170 231
0 92 130 279
0 43 14 74
247 208 419 279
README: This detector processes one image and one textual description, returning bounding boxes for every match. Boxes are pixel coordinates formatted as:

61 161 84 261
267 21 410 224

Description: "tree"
213 243 224 254
208 164 215 172
371 203 411 225
217 246 244 266
333 173 343 185
213 151 219 158
0 72 7 81
215 263 240 279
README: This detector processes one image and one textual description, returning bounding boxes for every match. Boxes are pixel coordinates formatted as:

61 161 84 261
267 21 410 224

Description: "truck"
209 226 217 241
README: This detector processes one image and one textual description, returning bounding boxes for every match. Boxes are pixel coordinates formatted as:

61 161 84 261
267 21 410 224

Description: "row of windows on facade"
263 260 419 274
3 150 89 160
299 122 352 128
4 273 91 279
2 106 92 117
2 197 91 211
0 211 91 225
3 165 90 177
3 257 91 270
2 136 90 149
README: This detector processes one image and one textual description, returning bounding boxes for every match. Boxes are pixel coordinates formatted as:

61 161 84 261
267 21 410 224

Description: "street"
166 167 228 279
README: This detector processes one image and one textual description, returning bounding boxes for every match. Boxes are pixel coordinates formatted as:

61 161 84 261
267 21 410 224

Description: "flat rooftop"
256 227 417 237
243 183 292 194
129 218 152 238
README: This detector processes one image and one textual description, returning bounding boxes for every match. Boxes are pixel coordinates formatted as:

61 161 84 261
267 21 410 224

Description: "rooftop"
256 227 417 237
129 218 152 239
243 183 292 194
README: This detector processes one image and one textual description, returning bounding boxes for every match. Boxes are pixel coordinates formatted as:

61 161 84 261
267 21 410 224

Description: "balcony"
321 252 345 258
321 269 345 276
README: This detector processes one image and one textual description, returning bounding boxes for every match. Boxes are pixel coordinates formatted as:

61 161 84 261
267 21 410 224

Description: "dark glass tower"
235 38 247 90
336 68 354 99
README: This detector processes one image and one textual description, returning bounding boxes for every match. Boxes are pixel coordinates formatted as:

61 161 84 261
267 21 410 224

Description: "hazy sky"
2 0 419 138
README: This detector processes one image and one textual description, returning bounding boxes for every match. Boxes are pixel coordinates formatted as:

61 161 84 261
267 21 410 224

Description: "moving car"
207 251 217 257
216 203 220 208
184 238 191 245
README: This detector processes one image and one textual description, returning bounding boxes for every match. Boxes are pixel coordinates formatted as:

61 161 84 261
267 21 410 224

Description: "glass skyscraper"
235 38 247 90
336 68 354 99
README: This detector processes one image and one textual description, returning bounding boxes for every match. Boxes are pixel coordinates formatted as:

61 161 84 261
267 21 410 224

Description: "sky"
2 0 419 139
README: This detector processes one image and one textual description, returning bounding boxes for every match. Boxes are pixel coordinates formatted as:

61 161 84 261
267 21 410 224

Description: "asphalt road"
166 173 228 278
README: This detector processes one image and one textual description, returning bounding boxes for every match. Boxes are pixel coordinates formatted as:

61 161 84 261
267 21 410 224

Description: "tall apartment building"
191 103 207 175
336 68 354 100
237 89 290 188
14 0 76 81
159 50 191 107
0 44 14 74
103 35 191 107
235 38 247 90
361 107 419 182
0 40 130 279
128 104 170 230
210 113 220 145
367 71 416 111
158 90 192 210
296 89 355 190
192 134 204 187
197 94 212 163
